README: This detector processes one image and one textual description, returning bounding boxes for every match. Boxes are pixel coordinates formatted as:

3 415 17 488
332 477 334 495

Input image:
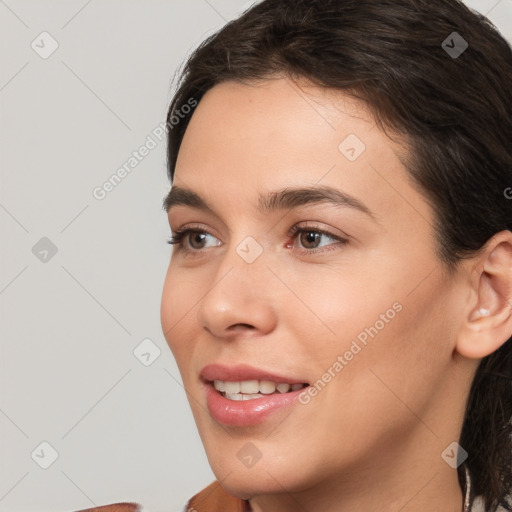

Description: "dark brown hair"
164 1 512 509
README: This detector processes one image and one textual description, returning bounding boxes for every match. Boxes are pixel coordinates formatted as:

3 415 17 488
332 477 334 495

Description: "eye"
287 224 348 254
166 223 348 255
167 226 221 251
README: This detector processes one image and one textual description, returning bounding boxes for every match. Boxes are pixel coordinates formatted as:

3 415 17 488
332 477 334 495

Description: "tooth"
224 392 243 400
276 383 290 393
240 380 260 394
260 381 277 394
242 393 264 400
218 380 305 396
214 380 225 392
224 381 241 393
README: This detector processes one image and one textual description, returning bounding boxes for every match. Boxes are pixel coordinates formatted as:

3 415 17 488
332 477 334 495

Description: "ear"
456 230 512 359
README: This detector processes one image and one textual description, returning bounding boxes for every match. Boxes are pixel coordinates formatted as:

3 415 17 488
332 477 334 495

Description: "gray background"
0 1 510 511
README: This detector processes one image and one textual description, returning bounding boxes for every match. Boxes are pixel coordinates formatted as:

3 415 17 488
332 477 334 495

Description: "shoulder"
69 481 248 512
72 504 144 512
71 503 185 512
184 481 250 512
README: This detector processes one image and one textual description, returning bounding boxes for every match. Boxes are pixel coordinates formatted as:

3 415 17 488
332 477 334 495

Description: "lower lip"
204 382 308 427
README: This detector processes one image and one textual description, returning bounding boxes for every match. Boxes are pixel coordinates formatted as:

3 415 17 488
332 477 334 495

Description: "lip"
203 381 308 427
200 363 308 385
200 364 310 427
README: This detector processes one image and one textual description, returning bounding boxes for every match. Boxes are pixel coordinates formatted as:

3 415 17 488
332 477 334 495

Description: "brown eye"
167 228 221 252
188 232 208 249
299 231 322 249
288 225 349 254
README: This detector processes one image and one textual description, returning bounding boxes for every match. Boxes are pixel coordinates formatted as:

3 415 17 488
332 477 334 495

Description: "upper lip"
200 363 309 385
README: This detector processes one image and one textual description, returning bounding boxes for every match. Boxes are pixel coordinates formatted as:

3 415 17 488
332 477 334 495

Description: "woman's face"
161 78 470 498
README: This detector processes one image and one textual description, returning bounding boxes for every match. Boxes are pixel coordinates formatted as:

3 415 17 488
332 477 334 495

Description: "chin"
214 468 306 501
205 445 313 498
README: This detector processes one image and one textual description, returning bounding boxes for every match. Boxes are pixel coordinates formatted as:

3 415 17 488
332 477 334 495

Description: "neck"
247 431 465 512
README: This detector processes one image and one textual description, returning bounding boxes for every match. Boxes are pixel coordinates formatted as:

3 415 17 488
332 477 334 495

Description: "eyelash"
166 224 348 256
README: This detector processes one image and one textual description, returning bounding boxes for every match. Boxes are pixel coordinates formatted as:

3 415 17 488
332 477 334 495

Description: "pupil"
191 233 206 249
302 231 319 248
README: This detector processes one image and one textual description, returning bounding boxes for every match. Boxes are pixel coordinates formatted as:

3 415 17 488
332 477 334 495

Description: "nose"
197 245 278 340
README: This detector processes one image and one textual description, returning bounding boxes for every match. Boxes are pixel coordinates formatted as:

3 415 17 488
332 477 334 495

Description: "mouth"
200 364 311 427
210 379 309 401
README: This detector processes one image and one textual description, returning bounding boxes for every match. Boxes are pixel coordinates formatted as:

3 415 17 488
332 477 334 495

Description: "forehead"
176 78 399 178
180 78 378 152
172 77 431 228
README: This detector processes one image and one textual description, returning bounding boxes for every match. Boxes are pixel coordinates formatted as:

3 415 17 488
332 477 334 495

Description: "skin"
160 77 512 512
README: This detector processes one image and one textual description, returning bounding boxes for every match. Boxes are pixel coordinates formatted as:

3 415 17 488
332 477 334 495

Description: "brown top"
185 480 251 512
68 482 249 512
73 504 143 512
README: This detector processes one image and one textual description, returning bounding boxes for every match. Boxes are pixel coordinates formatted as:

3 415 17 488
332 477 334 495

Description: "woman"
77 0 512 511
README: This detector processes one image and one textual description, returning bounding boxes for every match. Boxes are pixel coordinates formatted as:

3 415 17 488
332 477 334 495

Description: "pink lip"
204 382 308 427
200 364 309 427
200 363 308 385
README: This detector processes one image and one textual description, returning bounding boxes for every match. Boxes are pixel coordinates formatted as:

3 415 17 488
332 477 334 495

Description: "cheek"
281 265 399 351
316 272 453 430
160 264 200 358
287 257 451 399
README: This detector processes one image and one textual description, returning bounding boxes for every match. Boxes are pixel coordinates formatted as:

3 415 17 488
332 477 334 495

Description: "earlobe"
455 231 512 360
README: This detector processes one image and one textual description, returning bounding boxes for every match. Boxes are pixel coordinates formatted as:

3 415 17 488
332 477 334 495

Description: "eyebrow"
163 185 376 220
